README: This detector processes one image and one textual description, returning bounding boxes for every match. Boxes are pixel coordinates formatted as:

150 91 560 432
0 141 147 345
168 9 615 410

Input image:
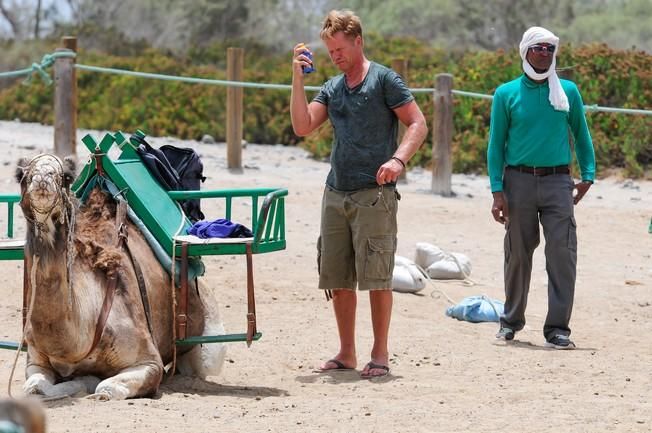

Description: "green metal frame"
0 131 287 350
0 194 24 261
73 132 287 257
73 131 288 345
0 340 26 351
0 194 27 353
176 333 262 345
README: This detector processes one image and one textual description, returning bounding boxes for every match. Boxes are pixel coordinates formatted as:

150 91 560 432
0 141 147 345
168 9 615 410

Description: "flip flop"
319 359 354 371
360 361 390 378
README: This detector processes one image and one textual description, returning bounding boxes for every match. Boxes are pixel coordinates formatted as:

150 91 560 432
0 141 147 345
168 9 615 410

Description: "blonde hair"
320 10 362 40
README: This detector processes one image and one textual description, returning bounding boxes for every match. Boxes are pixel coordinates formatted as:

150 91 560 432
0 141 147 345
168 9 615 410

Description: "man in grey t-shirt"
290 10 427 378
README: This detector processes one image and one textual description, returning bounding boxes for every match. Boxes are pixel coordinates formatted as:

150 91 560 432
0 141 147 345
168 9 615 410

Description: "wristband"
391 156 406 169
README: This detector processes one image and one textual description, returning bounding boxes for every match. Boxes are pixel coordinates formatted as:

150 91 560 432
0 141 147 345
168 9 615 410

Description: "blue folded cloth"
187 218 253 239
445 295 504 323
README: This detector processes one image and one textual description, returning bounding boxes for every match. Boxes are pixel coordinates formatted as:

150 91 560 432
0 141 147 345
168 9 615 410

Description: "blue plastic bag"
445 295 504 323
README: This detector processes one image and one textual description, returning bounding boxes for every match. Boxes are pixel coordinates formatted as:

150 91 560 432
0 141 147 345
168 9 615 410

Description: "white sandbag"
392 265 416 291
414 242 447 268
415 242 472 280
426 252 472 279
392 255 426 293
394 255 415 267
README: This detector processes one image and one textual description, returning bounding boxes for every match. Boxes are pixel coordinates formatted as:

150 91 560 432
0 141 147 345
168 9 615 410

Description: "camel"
15 154 226 400
0 398 45 433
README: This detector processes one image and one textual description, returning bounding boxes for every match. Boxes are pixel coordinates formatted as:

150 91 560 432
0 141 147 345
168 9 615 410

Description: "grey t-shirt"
313 61 414 191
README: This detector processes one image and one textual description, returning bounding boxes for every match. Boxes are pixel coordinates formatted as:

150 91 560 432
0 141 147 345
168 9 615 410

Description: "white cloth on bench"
174 235 253 244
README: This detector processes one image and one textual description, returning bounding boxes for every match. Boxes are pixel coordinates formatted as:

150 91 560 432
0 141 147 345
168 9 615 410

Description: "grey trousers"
501 169 577 340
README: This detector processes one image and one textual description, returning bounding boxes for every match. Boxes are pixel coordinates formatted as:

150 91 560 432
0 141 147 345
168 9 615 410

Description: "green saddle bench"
0 194 28 351
73 130 288 347
0 131 287 353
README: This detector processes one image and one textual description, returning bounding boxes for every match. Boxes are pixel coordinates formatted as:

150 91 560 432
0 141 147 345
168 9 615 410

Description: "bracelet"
391 156 406 169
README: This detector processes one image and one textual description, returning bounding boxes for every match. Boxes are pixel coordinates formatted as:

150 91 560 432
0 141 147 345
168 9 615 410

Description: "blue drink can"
299 43 315 74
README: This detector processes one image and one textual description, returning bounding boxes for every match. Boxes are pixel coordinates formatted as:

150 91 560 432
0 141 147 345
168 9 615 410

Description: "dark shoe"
544 335 576 350
495 327 515 341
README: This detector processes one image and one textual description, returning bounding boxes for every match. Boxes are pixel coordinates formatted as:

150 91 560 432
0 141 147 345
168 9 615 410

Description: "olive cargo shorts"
317 186 398 291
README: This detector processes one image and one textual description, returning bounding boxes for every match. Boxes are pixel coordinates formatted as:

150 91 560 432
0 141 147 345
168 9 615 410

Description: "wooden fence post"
431 73 453 196
392 58 409 182
227 47 244 170
54 36 77 157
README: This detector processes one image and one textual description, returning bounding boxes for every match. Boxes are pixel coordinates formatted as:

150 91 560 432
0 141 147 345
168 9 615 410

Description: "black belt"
506 165 570 176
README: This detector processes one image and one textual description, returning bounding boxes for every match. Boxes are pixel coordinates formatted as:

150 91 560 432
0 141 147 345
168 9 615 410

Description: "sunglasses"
528 44 556 54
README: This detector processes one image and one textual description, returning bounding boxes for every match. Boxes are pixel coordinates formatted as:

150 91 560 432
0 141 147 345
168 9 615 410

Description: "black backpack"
132 134 206 222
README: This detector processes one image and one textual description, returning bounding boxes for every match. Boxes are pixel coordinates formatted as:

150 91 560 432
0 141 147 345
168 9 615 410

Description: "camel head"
16 154 76 243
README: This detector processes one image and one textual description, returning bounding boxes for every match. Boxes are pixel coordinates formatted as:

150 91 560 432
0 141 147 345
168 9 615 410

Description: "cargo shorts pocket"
567 217 577 251
364 237 395 280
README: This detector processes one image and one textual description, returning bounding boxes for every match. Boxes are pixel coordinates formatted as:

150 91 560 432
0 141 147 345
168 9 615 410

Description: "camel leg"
25 363 99 398
23 365 56 397
87 362 163 401
45 376 102 398
23 350 58 397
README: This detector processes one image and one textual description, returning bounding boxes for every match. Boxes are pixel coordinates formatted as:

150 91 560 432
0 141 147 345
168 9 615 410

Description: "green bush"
0 37 649 177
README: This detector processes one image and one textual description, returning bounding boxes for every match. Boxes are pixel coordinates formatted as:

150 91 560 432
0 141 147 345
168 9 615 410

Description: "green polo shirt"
487 74 596 192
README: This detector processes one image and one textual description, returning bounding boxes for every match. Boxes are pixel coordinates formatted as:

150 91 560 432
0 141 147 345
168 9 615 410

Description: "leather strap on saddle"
86 273 118 358
245 243 257 347
123 232 154 336
84 199 153 358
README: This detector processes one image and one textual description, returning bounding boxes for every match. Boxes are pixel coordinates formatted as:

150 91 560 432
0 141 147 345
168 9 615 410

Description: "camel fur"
15 154 226 400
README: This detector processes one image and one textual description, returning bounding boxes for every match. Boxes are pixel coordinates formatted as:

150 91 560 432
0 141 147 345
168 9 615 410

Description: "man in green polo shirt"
487 26 596 349
290 10 427 377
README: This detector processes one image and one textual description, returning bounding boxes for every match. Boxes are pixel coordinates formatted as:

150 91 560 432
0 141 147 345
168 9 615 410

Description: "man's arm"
487 91 508 193
375 100 428 185
487 90 509 224
568 85 595 183
290 43 328 136
393 101 428 163
568 84 596 205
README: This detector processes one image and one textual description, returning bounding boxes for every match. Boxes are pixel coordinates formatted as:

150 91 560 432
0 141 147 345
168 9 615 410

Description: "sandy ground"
0 120 650 433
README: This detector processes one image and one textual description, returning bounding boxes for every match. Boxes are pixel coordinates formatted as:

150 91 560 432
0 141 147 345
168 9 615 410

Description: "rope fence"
0 51 75 85
0 41 650 195
2 49 650 115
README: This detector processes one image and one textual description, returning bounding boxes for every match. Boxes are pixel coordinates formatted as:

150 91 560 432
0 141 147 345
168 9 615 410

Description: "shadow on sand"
161 375 289 399
494 339 598 352
295 369 401 385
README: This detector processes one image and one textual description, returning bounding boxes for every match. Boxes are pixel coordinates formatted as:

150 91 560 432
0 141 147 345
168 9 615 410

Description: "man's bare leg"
362 289 393 377
320 289 358 370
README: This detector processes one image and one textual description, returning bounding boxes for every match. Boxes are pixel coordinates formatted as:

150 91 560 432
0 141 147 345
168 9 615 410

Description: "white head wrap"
519 26 569 112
